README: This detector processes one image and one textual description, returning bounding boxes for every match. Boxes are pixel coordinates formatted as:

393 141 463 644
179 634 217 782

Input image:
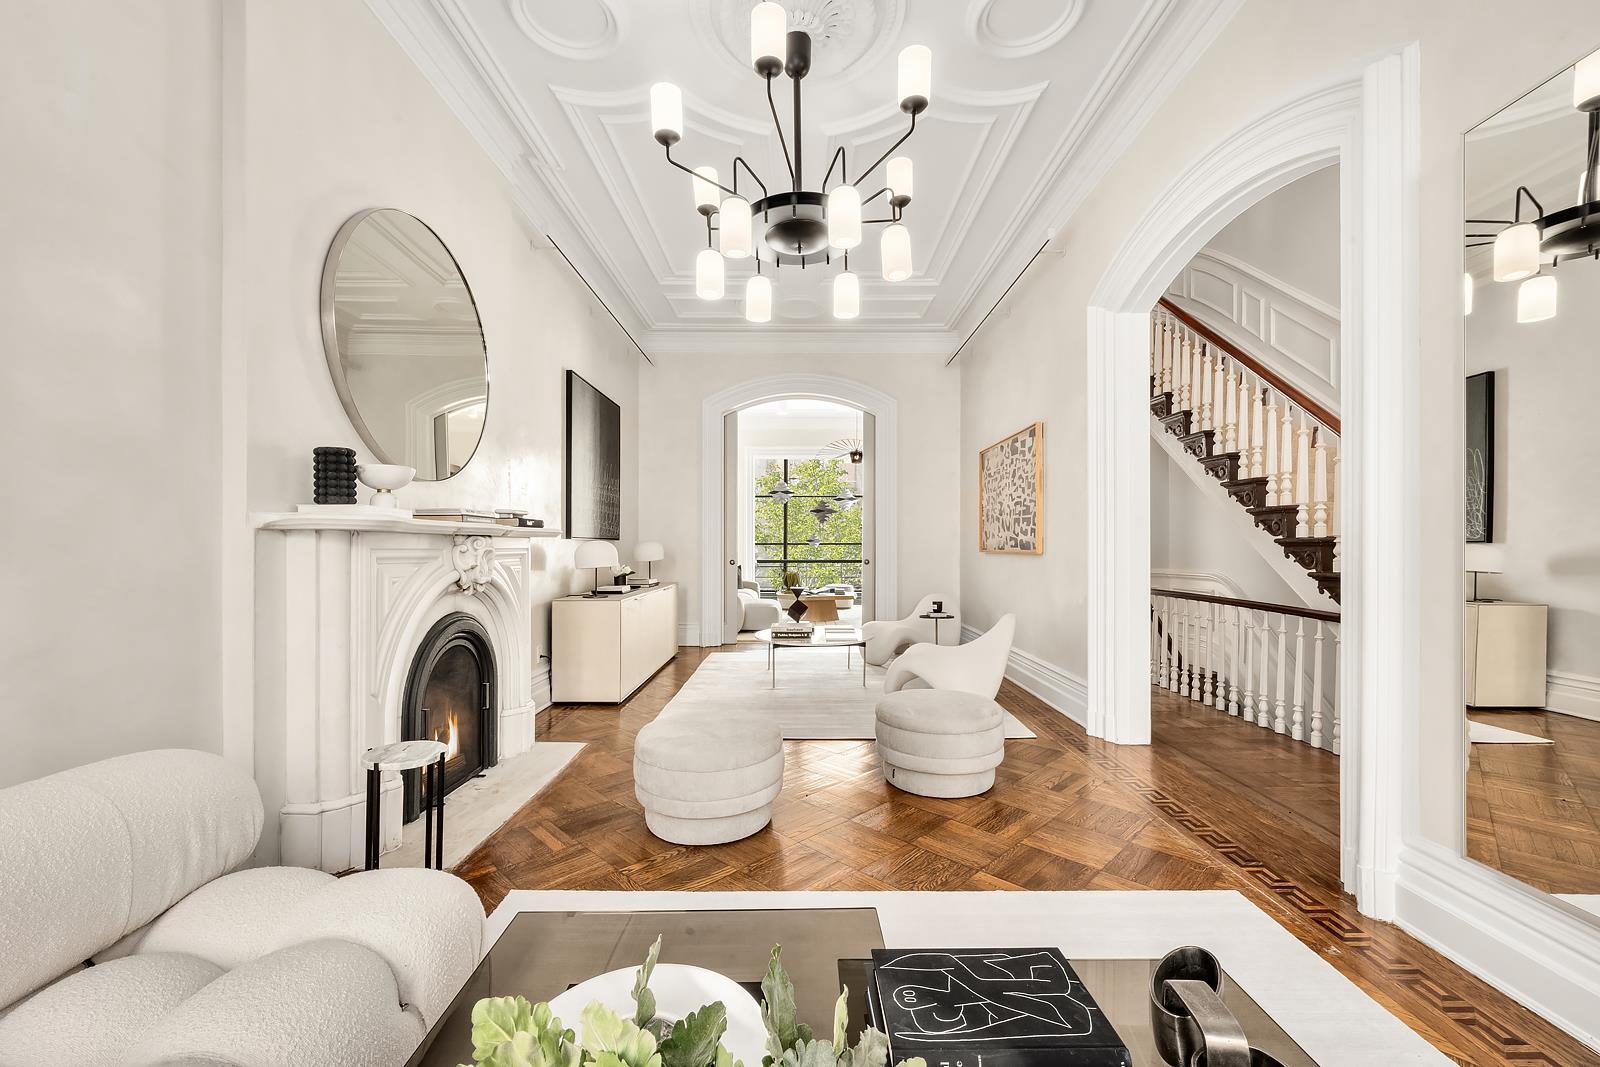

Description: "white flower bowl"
356 463 415 507
546 963 767 1066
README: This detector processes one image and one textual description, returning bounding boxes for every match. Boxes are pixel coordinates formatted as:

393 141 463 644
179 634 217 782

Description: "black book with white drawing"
868 948 1131 1067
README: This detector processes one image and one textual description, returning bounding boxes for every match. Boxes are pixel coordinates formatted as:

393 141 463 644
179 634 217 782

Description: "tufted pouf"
634 713 784 845
874 689 1006 798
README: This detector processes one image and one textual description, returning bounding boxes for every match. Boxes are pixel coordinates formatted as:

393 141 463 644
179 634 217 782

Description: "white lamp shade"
719 196 752 258
634 541 665 563
827 185 862 249
650 82 682 140
1575 48 1600 110
750 2 786 69
1516 273 1557 323
695 248 724 300
574 540 619 570
1464 542 1505 574
898 45 931 108
692 166 720 212
880 223 912 281
887 156 914 201
1462 271 1474 316
1492 221 1540 282
745 274 772 323
833 270 860 319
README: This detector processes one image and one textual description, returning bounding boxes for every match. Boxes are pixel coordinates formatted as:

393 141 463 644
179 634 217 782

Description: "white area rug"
661 647 1035 740
390 741 585 869
1468 720 1553 745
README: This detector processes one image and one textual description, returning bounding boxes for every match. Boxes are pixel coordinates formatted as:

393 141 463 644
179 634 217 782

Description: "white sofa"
738 579 782 631
862 593 959 665
883 614 1016 699
0 749 484 1067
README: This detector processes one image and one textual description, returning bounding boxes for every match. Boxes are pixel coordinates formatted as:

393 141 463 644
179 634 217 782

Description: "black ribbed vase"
312 446 358 505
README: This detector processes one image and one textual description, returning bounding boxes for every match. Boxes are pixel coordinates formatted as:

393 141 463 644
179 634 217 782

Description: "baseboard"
678 623 701 647
962 625 1088 725
532 661 552 711
1394 839 1600 1051
1547 670 1600 722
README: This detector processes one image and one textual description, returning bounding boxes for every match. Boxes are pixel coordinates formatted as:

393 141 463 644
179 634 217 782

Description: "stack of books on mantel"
412 508 499 524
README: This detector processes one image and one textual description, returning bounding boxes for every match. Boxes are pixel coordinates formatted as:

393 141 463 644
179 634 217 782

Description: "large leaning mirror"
320 208 488 480
1462 48 1600 922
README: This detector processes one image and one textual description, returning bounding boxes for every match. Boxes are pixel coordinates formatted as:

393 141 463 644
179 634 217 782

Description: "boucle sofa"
0 749 484 1067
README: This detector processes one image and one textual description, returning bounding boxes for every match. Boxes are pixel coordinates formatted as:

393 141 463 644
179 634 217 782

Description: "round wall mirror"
320 208 488 480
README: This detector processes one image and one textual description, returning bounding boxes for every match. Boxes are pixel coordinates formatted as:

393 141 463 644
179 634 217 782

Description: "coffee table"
758 626 867 688
403 905 1321 1067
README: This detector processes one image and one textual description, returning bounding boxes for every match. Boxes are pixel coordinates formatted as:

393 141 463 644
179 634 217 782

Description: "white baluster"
1198 602 1212 706
1150 598 1162 684
1272 614 1289 733
1184 599 1198 700
1163 321 1176 395
1198 345 1215 431
1262 392 1281 505
1255 612 1271 727
1227 604 1242 716
1220 360 1239 454
1331 624 1342 752
1310 619 1326 747
1168 598 1181 691
1249 386 1266 478
1328 450 1341 543
1176 336 1191 414
1294 413 1313 537
1239 609 1256 719
1276 401 1295 512
1290 618 1306 740
1213 602 1227 711
1310 430 1331 538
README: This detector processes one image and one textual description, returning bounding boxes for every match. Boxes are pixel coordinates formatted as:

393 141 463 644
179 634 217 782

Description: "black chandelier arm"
851 111 917 190
662 143 739 198
732 156 768 201
1513 185 1545 224
1583 110 1599 226
861 186 891 206
822 145 848 188
765 75 797 189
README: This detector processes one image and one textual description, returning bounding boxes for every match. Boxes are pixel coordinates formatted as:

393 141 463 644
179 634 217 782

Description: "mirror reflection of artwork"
565 370 622 541
1463 371 1494 542
320 209 489 481
978 422 1044 554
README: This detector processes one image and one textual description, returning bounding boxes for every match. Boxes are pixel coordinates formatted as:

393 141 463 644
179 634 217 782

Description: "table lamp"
1465 542 1504 602
574 540 619 597
634 542 664 583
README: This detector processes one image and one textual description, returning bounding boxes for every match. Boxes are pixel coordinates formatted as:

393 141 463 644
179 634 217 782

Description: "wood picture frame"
978 421 1044 554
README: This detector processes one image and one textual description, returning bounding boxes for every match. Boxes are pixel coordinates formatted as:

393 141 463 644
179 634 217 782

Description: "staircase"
1151 298 1341 603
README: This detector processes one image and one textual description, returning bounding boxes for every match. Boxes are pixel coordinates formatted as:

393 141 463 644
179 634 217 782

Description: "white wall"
638 353 961 643
1467 254 1600 699
1204 164 1342 308
0 0 225 787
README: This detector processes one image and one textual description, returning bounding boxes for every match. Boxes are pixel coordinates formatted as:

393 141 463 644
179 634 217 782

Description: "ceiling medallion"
965 0 1085 59
652 3 930 323
508 0 622 61
696 0 901 79
1466 46 1600 325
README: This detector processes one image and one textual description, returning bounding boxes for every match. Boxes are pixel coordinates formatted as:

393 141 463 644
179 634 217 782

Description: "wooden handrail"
1156 297 1340 434
1151 587 1340 623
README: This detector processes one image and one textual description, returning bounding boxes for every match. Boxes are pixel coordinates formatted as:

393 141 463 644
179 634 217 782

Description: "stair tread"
1278 535 1337 546
1223 476 1269 487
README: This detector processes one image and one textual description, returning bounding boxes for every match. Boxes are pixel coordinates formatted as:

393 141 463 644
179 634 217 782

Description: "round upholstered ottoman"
634 714 783 845
874 690 1005 798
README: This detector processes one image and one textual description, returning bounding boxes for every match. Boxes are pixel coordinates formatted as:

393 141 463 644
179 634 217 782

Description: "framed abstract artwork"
1464 371 1494 543
978 421 1044 554
565 370 622 541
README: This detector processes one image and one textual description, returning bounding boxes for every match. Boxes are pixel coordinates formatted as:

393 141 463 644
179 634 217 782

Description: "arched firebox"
401 612 497 822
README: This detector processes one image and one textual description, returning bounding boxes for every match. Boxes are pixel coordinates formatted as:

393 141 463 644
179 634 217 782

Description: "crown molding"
639 328 959 356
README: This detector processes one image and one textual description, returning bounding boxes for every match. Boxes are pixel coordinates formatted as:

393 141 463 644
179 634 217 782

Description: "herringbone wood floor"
455 649 1599 1066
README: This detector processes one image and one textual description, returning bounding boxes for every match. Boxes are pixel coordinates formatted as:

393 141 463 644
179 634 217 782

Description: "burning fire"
433 714 460 760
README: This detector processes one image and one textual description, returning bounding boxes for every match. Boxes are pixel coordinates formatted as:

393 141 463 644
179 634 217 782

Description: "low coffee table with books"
758 625 867 688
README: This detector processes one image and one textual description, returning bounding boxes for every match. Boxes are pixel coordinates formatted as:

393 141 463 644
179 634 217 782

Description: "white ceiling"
368 0 1237 355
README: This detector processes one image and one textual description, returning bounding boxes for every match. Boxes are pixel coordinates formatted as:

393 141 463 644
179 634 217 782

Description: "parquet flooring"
1467 709 1600 895
454 649 1600 1066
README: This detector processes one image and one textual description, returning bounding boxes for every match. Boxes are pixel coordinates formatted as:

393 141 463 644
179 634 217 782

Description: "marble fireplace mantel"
253 507 561 872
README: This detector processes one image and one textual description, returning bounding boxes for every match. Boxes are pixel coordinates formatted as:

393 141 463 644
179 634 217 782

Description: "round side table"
361 740 448 871
919 611 955 645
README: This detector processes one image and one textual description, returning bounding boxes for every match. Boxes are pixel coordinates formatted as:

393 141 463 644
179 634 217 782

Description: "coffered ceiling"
367 0 1237 355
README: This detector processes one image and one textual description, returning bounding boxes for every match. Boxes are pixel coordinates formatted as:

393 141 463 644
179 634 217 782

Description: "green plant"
459 941 923 1067
782 571 802 590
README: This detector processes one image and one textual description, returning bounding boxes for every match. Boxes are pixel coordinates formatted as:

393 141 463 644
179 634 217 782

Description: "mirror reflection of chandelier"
1467 48 1600 324
649 2 930 322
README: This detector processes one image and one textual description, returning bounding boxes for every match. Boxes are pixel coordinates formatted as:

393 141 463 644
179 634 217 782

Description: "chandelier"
649 2 930 322
1468 48 1600 324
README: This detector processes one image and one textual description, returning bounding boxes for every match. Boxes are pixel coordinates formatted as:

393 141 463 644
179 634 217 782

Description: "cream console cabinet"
1464 601 1548 708
552 583 678 703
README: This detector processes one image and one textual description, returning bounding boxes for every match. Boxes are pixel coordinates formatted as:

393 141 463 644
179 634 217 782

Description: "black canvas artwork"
1464 371 1494 543
566 370 622 541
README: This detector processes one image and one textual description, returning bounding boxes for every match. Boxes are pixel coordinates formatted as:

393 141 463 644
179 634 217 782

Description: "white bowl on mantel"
545 963 766 1066
356 463 415 507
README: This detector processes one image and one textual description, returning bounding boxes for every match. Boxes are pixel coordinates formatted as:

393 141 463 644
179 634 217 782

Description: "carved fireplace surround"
254 510 560 872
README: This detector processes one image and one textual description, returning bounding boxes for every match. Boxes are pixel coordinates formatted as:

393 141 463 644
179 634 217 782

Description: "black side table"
919 611 955 645
361 740 448 871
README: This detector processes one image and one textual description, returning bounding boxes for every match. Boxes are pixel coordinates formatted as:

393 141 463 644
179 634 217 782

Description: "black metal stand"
364 764 380 871
363 752 447 871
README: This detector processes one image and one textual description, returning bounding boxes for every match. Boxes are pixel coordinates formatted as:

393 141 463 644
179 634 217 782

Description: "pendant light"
771 485 793 503
650 83 682 144
827 185 862 249
1575 47 1600 112
833 270 860 319
720 196 752 258
750 2 786 74
745 273 772 323
695 248 723 300
1462 272 1474 315
1516 273 1557 323
887 156 914 205
1492 221 1540 282
880 223 912 282
691 166 720 213
898 45 932 113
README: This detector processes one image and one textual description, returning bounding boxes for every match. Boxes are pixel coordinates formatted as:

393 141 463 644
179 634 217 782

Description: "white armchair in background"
737 580 781 631
882 614 1015 699
862 594 959 665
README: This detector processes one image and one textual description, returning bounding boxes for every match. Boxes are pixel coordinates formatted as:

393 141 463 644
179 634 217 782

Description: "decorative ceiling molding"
691 0 906 80
965 0 1085 58
640 327 960 355
508 0 623 60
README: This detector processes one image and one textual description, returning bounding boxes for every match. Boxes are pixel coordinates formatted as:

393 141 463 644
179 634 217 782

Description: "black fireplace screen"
402 613 497 822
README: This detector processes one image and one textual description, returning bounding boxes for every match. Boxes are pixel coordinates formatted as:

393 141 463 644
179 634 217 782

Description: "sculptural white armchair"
862 594 959 665
882 614 1015 699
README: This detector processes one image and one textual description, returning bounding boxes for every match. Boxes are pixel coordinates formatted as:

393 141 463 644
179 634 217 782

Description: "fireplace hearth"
402 613 498 822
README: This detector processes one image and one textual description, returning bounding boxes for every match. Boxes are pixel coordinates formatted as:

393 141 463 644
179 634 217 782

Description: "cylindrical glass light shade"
750 2 787 70
833 270 860 319
880 223 912 282
1574 48 1600 110
719 196 752 258
695 248 724 300
898 45 932 110
1492 221 1540 282
827 185 862 249
650 82 682 142
887 156 914 202
1516 273 1557 323
691 166 719 212
1462 272 1474 316
745 274 772 323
